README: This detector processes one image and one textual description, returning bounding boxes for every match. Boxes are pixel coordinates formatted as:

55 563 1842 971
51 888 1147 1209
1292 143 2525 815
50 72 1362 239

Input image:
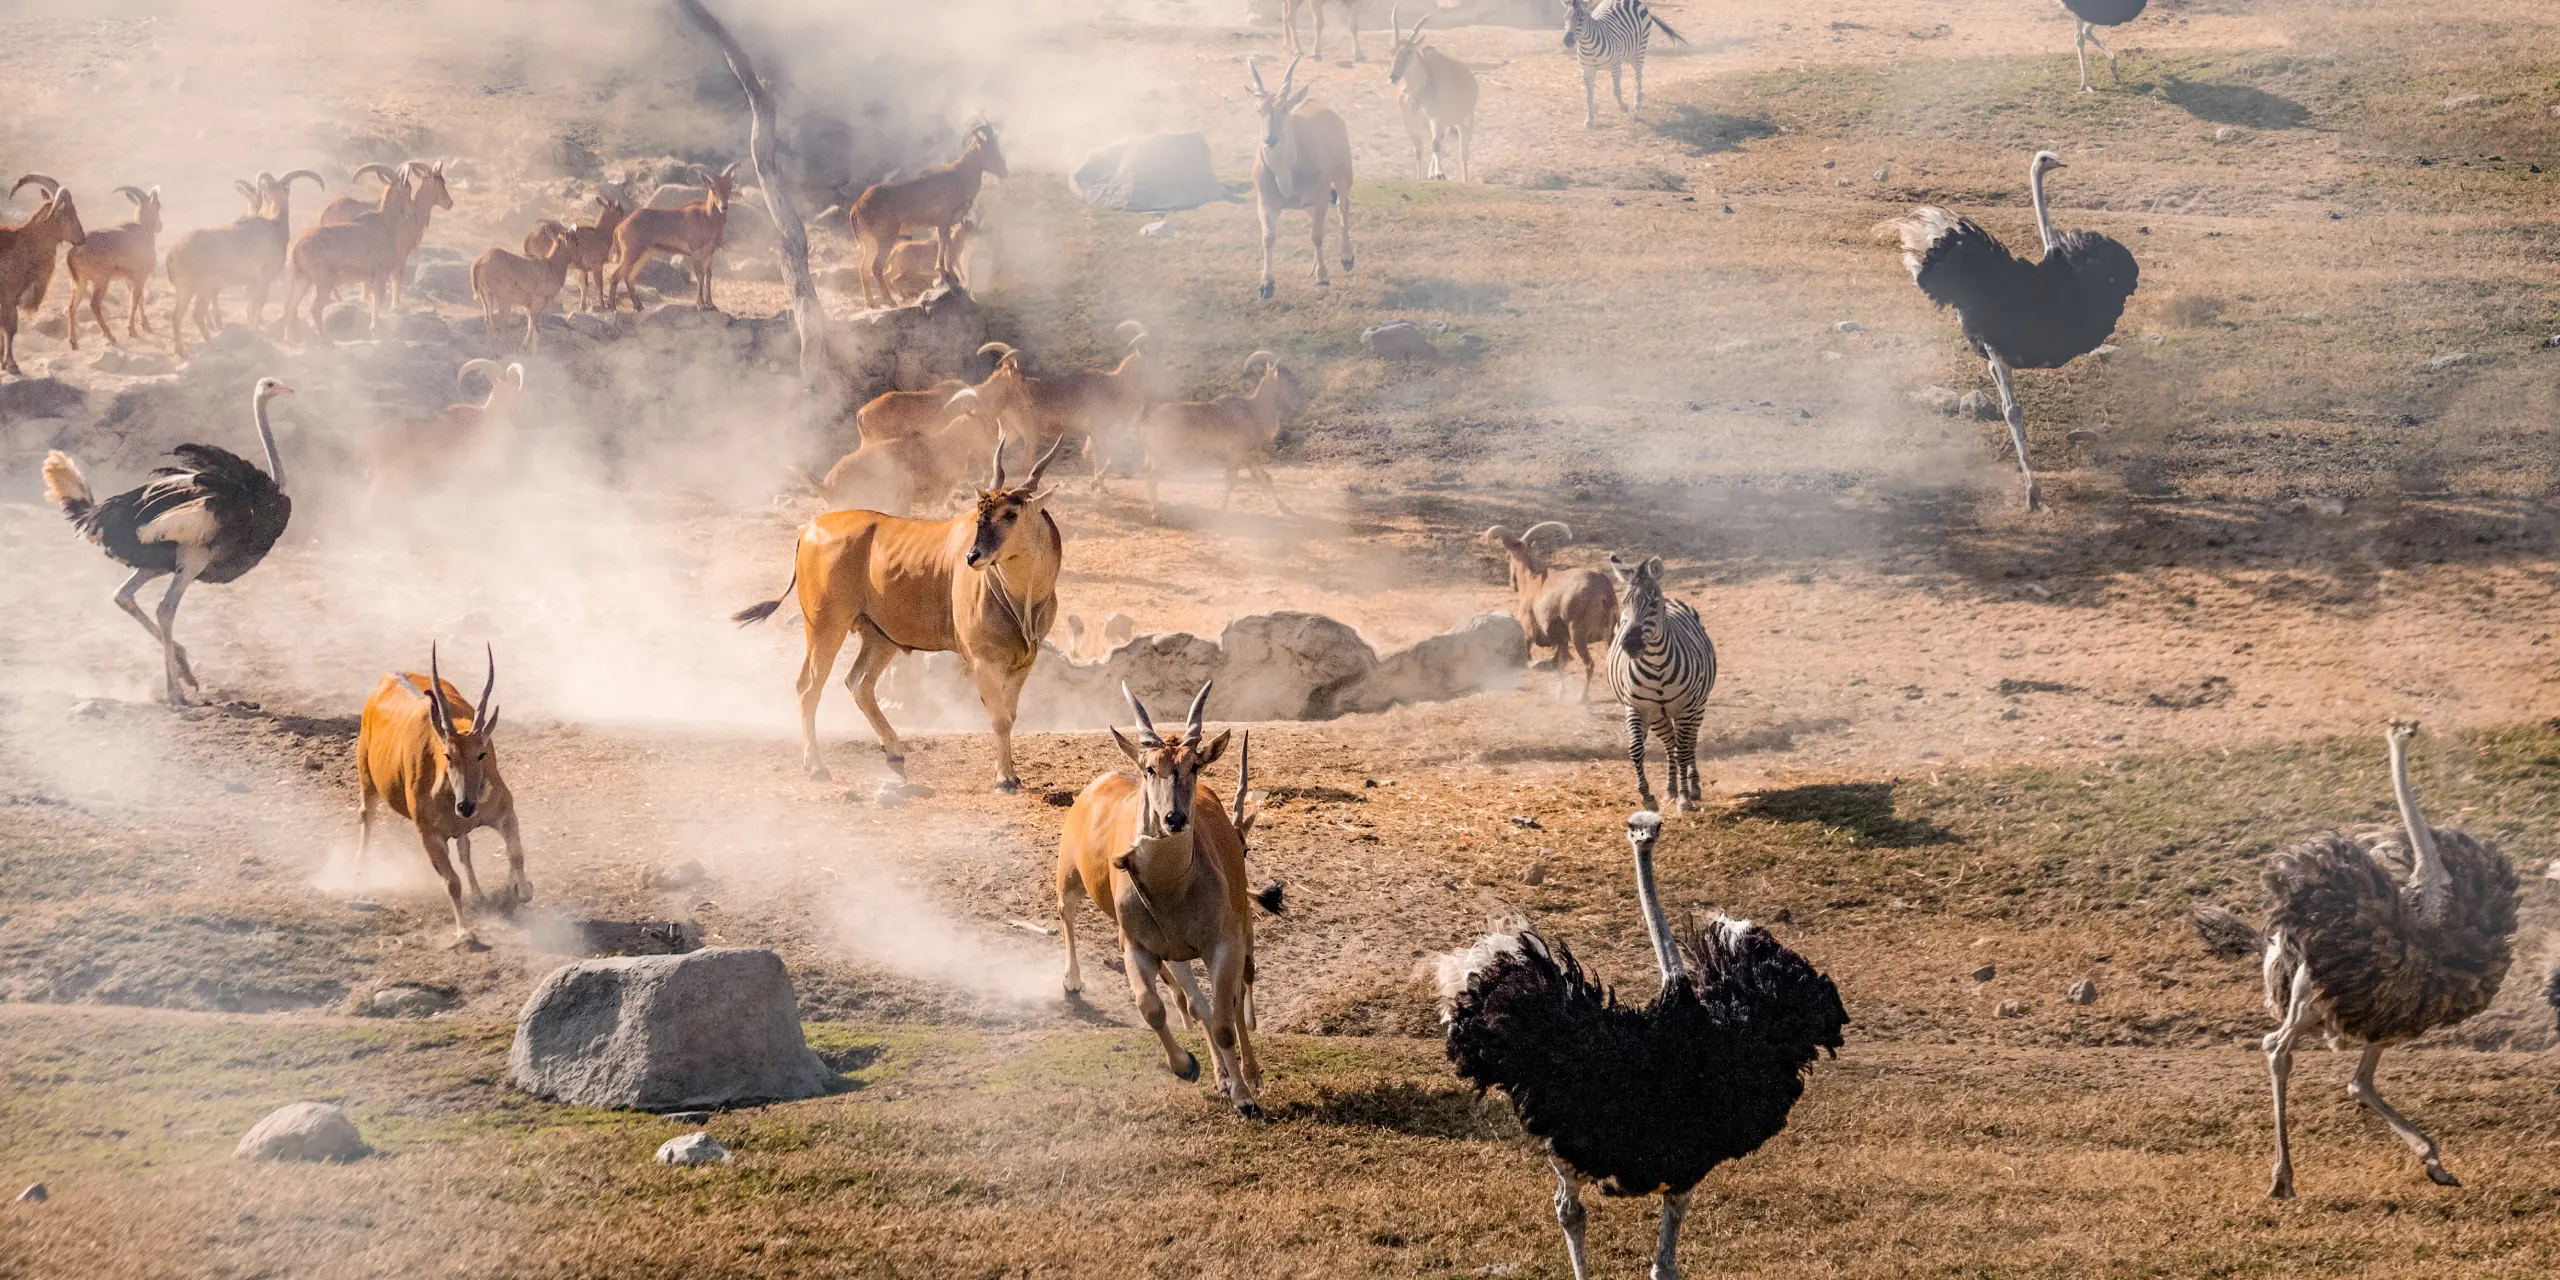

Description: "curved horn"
1392 0 1402 41
977 341 1018 362
234 179 259 203
1411 13 1434 35
1242 349 1282 376
457 358 505 390
1479 524 1513 544
506 363 526 389
400 160 435 180
1520 521 1573 545
688 164 720 186
350 163 402 187
1124 683 1163 747
1183 679 1213 745
476 643 497 726
1233 729 1251 822
279 169 326 192
1280 54 1305 96
112 185 150 206
1247 52 1271 97
988 439 1009 490
9 174 61 198
1024 434 1068 488
1115 319 1147 345
426 643 455 737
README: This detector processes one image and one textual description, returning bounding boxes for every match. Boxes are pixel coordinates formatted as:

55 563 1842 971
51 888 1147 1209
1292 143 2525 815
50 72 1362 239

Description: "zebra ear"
1607 554 1634 586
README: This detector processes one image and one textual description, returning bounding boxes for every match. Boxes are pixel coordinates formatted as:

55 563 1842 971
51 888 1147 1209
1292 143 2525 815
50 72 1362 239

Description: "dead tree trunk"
674 0 830 393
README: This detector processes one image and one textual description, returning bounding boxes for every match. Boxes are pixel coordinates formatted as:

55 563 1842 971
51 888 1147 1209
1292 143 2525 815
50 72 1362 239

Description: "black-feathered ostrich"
2256 720 2518 1199
2062 0 2146 93
1441 811 1848 1280
1889 151 2138 510
40 377 295 705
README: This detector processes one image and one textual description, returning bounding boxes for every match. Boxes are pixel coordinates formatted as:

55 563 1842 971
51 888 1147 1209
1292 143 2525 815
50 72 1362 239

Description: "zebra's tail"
1650 12 1688 43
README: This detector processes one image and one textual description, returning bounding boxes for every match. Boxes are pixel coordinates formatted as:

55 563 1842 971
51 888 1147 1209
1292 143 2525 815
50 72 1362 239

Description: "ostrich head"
1113 682 1230 839
254 377 295 402
2032 150 2067 179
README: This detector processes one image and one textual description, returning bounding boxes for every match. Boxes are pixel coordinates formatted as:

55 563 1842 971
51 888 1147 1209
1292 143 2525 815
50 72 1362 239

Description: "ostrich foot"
2425 1163 2461 1187
2268 1168 2295 1200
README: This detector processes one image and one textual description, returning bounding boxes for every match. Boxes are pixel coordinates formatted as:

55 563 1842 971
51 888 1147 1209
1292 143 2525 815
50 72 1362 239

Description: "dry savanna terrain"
3 0 2560 1275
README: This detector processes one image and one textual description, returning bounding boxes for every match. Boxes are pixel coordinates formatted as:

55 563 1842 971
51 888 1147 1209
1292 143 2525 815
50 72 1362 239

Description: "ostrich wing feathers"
2061 0 2148 26
1899 210 2137 369
2265 831 2516 1043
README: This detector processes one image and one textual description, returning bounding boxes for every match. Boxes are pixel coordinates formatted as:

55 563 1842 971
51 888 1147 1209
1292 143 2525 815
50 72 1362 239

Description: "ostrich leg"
110 566 198 689
1985 356 2044 510
152 559 205 705
2085 23 2121 83
2262 962 2316 1199
1651 1188 1692 1280
1549 1156 1594 1280
2349 1044 2461 1187
2075 21 2096 93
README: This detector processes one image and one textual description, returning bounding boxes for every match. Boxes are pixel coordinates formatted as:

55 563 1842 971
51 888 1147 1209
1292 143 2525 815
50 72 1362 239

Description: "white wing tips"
40 451 90 508
1880 206 1964 279
1432 919 1533 1014
137 498 217 547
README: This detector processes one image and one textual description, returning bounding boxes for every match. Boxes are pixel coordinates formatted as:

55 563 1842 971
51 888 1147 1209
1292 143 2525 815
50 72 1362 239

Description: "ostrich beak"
272 385 297 396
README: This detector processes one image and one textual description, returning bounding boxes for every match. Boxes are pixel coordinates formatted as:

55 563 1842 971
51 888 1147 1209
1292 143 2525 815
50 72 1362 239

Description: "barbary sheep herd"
8 0 2536 1272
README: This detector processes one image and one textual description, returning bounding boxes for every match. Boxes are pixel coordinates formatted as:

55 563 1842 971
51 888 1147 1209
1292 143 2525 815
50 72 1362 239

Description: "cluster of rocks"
877 610 1530 732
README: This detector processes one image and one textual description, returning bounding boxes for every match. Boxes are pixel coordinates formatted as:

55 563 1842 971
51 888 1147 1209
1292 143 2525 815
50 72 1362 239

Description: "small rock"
2425 352 2475 371
1833 320 1863 333
1957 389 2000 421
896 782 938 800
2310 495 2348 517
1363 319 1450 364
233 1102 370 1163
567 310 613 339
318 302 372 342
2068 979 2098 1005
662 1110 713 1124
2214 125 2238 142
223 779 251 794
1520 861 1547 886
71 698 110 719
839 788 867 805
656 1132 731 1166
1820 159 1835 169
2141 332 2165 345
16 1183 44 1203
1140 219 1176 237
370 985 455 1017
1970 964 1997 982
655 860 706 890
1995 1000 2027 1018
1872 169 1888 182
2543 859 2560 881
873 780 908 808
1509 815 1542 830
2444 93 2488 110
2091 343 2119 359
1908 386 1961 415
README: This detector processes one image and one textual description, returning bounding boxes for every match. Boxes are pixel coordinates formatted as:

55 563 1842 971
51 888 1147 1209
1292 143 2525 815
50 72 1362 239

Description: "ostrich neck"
252 394 285 492
2388 739 2451 916
1632 840 1685 990
2029 162 2059 255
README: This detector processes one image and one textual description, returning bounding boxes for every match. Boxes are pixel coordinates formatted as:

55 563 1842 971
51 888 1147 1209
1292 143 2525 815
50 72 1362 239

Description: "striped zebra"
1603 554 1716 814
1561 0 1687 129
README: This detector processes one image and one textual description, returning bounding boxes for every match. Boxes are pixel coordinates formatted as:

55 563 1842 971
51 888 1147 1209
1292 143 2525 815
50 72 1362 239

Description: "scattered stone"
2309 495 2348 518
894 781 937 800
2424 351 2476 371
0 375 86 422
873 780 909 808
1995 1000 2027 1018
2068 979 2098 1006
369 984 457 1017
656 1132 732 1166
1509 815 1542 830
1872 169 1889 182
1957 389 2000 421
1970 964 1997 982
655 860 706 890
2213 125 2238 142
2091 343 2119 359
233 1102 371 1163
511 947 831 1111
71 698 110 719
1908 386 1961 415
1070 132 1241 213
16 1183 45 1203
411 261 474 304
1832 320 1863 333
2141 332 2165 345
2443 93 2488 109
661 1110 713 1124
1362 319 1451 364
1520 861 1547 886
90 347 173 377
1140 219 1177 238
318 303 371 342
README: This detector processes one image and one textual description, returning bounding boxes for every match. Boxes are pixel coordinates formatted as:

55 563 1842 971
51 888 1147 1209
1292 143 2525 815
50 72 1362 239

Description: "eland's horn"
988 439 1009 490
1124 683 1163 746
477 642 497 721
1024 434 1068 488
1247 52 1271 96
426 642 455 733
1184 679 1213 744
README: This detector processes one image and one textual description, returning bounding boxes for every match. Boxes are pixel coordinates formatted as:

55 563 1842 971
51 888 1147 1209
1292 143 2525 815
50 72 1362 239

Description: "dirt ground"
5 0 2560 1275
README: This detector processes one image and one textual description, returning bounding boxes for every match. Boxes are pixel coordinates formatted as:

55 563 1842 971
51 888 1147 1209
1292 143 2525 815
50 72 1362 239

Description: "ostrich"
1441 811 1848 1280
1888 151 2137 509
40 377 295 705
2061 0 2146 93
2260 720 2518 1199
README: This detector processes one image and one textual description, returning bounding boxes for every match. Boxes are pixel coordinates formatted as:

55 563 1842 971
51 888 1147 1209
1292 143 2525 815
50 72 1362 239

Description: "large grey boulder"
1217 612 1377 720
511 948 829 1111
234 1102 370 1162
1070 133 1242 213
1350 612 1527 712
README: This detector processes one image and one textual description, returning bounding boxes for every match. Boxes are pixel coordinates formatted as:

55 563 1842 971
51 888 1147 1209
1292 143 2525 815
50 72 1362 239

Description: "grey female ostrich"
40 377 295 705
2260 720 2518 1199
1441 811 1848 1279
2062 0 2146 92
1889 151 2138 509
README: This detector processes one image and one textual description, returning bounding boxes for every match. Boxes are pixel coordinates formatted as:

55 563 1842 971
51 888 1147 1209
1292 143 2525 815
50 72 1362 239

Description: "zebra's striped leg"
1610 63 1629 115
1633 54 1646 111
1583 66 1600 129
1626 705 1657 812
1677 710 1706 808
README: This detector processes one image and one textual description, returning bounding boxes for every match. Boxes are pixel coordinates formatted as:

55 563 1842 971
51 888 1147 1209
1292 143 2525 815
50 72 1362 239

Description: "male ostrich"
41 377 295 705
2062 0 2146 93
1889 151 2137 509
1441 811 1848 1280
2260 720 2518 1199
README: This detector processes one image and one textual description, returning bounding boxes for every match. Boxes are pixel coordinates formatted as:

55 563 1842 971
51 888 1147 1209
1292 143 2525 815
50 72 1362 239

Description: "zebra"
1561 0 1687 129
1603 554 1716 814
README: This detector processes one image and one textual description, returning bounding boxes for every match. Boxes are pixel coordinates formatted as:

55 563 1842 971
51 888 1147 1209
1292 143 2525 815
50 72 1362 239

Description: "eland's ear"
1235 792 1264 838
477 702 500 738
1607 554 1634 586
1111 726 1145 763
1198 729 1232 768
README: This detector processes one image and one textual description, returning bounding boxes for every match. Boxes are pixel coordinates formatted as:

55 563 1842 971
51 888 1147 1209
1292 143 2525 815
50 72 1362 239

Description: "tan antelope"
733 440 1067 791
1481 521 1616 700
1281 0 1366 62
1056 683 1267 1116
355 644 531 947
1388 4 1479 182
847 123 1006 309
1246 56 1355 300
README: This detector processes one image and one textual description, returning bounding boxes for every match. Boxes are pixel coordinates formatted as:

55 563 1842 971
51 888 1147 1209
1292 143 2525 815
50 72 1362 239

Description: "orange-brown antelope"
355 645 531 947
606 163 736 311
847 123 1006 309
1056 683 1267 1116
734 440 1066 792
852 378 972 445
1481 521 1616 700
1 176 84 375
63 185 161 348
1388 4 1479 182
560 194 629 311
1246 56 1355 300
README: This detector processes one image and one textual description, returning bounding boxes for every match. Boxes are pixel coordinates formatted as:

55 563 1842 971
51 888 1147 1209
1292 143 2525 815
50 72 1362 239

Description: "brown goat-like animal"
949 323 1159 467
285 205 400 342
805 398 1002 517
1481 521 1617 700
312 161 450 311
1247 56 1355 299
372 359 526 490
848 123 1006 309
557 195 629 311
472 221 575 349
0 175 86 374
606 163 735 310
1056 684 1267 1115
63 185 160 349
881 215 975 304
1132 350 1300 517
733 440 1066 790
852 378 971 445
166 169 323 354
355 645 531 946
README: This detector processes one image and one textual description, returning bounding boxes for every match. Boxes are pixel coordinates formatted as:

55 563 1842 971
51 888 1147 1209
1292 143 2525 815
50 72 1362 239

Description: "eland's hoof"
1173 1052 1201 1082
806 762 832 782
1257 282 1274 300
1235 1100 1263 1120
884 754 908 778
995 778 1022 795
